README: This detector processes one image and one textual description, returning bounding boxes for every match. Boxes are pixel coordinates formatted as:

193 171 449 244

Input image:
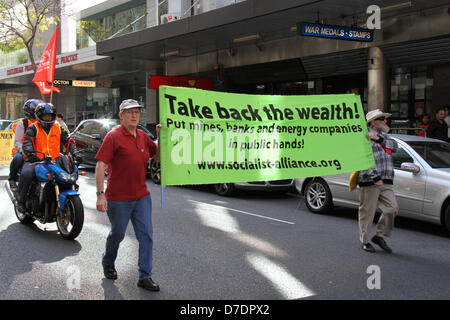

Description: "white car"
214 180 295 196
0 119 13 130
295 135 450 233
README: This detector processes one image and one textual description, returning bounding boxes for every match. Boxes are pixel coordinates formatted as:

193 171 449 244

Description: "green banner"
159 86 375 187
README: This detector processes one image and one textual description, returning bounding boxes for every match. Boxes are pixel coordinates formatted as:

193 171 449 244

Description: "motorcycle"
5 152 85 240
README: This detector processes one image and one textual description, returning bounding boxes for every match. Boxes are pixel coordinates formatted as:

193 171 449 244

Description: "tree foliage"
0 0 60 72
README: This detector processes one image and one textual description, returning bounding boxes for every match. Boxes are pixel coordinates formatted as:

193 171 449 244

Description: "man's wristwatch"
96 190 104 196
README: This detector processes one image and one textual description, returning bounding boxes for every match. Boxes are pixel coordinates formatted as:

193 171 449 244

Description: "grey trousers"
358 184 399 244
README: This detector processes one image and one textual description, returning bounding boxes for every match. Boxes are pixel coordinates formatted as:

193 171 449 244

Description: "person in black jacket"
17 103 78 214
427 107 449 142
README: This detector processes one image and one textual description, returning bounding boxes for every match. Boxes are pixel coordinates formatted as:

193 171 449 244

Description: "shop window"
322 74 367 112
390 66 433 125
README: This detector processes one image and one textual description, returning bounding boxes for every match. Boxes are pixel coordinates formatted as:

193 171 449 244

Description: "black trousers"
9 152 24 181
18 162 38 204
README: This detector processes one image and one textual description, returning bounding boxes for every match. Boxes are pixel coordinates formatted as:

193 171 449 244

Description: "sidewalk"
0 165 9 180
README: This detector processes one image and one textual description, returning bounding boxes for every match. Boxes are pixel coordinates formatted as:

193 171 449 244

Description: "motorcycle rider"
8 99 43 192
16 102 78 214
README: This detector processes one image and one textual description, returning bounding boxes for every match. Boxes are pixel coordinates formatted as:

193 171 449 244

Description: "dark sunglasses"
375 117 386 121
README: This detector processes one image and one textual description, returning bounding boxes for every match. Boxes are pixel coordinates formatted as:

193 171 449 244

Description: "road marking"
188 200 295 225
192 202 289 257
246 252 315 299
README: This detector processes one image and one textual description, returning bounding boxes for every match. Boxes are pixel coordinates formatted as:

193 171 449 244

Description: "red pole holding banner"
50 85 54 104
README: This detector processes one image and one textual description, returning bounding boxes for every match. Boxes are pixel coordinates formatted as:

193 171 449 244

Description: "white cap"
119 99 143 112
366 109 392 123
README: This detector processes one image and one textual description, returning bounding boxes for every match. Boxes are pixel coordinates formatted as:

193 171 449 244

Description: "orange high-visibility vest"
33 122 62 160
11 118 38 156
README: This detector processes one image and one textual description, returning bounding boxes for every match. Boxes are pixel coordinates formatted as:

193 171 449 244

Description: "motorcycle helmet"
35 102 57 131
23 99 44 119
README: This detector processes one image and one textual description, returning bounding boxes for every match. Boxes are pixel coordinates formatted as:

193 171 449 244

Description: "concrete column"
147 0 159 27
168 0 190 16
368 47 389 112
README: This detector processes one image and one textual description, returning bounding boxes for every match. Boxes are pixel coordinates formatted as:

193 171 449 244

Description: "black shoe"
137 277 160 292
16 201 26 213
9 179 18 192
372 236 392 253
362 242 376 253
103 264 117 280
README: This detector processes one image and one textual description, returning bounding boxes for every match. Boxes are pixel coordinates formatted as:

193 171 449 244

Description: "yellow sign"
72 80 96 87
0 130 14 165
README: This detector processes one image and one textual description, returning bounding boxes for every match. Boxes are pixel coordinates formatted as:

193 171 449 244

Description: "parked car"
214 180 295 196
70 119 161 184
0 119 13 130
295 134 450 233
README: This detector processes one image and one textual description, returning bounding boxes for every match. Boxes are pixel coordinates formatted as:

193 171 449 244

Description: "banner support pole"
50 84 54 104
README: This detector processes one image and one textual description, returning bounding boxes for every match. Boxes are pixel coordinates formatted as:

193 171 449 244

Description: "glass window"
77 3 146 49
407 141 450 168
0 120 12 130
392 146 414 169
79 121 107 136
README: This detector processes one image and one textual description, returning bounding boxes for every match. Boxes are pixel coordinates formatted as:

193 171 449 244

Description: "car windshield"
406 141 450 168
103 119 120 131
0 120 12 130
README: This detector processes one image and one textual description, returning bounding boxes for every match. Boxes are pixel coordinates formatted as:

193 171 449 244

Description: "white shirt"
13 121 25 153
445 116 450 138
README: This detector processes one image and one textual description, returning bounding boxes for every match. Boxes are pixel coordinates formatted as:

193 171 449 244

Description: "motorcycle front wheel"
57 195 84 240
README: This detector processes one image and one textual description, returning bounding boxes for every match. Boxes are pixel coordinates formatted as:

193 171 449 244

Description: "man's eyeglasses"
375 117 386 121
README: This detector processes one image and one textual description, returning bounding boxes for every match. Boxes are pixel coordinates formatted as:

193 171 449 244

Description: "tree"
0 0 60 73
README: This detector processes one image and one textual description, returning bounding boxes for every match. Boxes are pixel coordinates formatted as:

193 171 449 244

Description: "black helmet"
23 99 44 119
35 102 57 130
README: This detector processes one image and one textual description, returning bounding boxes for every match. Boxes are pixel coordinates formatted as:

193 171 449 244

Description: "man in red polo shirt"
95 99 161 292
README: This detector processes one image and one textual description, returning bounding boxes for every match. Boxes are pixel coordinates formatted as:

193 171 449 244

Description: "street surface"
0 165 449 300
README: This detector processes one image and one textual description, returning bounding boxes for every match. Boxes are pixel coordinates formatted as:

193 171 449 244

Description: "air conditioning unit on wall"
160 13 181 24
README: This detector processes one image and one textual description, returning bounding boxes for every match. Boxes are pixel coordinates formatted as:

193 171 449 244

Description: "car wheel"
149 159 161 185
214 183 235 196
304 178 333 213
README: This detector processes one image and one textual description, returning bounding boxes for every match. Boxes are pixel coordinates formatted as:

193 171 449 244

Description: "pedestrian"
8 99 42 192
358 109 399 253
417 113 430 137
427 107 448 142
95 99 161 292
56 113 70 133
444 106 450 140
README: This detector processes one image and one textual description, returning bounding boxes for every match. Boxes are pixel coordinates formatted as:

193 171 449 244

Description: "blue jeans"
102 194 154 280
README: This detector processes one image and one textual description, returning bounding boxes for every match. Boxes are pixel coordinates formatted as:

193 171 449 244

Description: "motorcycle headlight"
70 172 79 182
59 171 70 181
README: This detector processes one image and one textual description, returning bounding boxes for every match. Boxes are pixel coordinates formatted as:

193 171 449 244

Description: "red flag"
32 27 60 95
33 81 61 94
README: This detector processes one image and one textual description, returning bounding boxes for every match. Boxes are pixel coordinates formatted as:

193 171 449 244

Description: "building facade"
1 0 450 133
